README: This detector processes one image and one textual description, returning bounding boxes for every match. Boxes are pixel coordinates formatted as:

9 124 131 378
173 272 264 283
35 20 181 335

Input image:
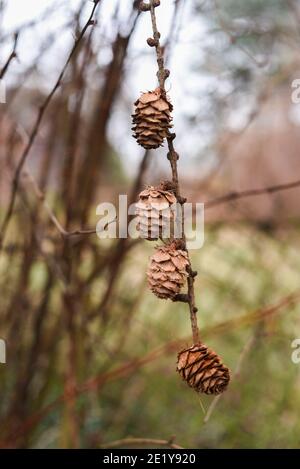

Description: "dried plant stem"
149 2 167 89
24 167 113 238
148 0 200 344
0 32 19 79
206 178 300 209
99 436 183 449
0 0 100 251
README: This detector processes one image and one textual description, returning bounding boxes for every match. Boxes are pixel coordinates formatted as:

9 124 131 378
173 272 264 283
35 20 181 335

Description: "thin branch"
0 32 19 79
147 0 200 344
99 437 183 449
0 0 101 250
149 1 168 89
206 178 300 209
24 167 115 238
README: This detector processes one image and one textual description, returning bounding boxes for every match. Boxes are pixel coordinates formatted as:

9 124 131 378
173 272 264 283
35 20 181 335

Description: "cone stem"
146 0 200 344
149 1 167 90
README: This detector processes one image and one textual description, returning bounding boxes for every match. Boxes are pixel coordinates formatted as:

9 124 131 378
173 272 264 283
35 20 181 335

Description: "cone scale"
177 343 230 395
132 88 173 149
135 184 177 240
147 242 189 300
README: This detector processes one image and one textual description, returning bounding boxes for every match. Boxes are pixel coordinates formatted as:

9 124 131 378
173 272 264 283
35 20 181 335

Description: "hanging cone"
177 343 230 395
147 241 189 299
136 182 177 240
132 88 173 149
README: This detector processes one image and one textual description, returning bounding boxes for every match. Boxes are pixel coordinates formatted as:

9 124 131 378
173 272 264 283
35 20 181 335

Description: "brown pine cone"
132 88 173 149
136 183 177 240
147 242 189 299
177 343 230 395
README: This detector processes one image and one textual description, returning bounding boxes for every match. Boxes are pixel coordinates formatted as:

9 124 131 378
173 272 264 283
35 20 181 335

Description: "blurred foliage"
1 223 300 448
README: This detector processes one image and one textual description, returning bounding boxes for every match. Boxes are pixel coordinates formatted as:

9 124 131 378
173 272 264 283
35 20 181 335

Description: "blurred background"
1 0 300 449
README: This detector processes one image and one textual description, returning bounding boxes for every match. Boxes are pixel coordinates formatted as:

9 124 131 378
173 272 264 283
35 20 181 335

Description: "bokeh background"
1 0 300 449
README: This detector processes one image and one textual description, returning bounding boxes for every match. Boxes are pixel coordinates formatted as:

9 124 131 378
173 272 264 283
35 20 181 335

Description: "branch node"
167 150 178 162
178 196 187 205
139 2 151 11
147 37 158 47
168 435 176 445
172 293 189 303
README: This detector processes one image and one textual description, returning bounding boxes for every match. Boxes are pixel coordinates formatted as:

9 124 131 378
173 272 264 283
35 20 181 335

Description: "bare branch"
0 0 101 250
206 178 300 209
24 167 115 239
99 437 183 449
146 0 200 344
0 32 19 79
